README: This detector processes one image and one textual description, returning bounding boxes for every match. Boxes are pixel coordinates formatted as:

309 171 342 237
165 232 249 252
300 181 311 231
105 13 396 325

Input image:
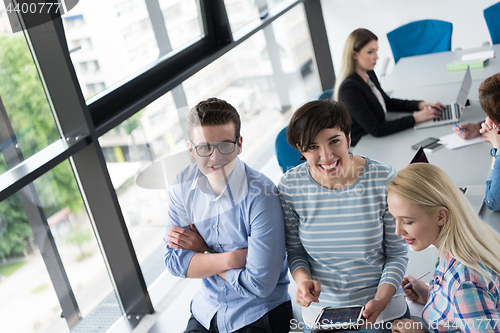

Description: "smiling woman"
387 192 445 252
387 163 500 333
278 99 411 333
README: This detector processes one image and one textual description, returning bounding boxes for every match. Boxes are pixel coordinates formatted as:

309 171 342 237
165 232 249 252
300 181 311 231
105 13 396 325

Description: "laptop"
414 66 472 129
409 147 486 215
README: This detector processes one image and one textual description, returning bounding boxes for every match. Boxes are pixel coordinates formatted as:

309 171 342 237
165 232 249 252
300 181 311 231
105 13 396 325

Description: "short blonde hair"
387 163 500 285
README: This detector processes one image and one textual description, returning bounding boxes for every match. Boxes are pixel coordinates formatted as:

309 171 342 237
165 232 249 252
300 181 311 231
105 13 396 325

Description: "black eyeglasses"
190 138 239 157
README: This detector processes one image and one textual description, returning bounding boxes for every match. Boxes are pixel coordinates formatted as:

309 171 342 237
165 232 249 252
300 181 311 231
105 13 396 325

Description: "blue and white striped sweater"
278 157 408 307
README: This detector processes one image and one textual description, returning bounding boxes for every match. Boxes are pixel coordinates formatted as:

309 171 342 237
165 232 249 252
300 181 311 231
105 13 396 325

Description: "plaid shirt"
422 253 500 332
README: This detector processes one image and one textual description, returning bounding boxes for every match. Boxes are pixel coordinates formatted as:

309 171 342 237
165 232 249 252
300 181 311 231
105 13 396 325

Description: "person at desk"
478 74 500 211
335 28 444 146
452 74 500 211
164 98 292 333
453 74 500 211
387 163 500 333
451 121 485 140
278 100 410 333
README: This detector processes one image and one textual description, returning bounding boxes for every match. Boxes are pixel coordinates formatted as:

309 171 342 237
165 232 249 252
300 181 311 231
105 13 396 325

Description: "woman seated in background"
386 163 500 333
335 28 444 146
279 99 410 333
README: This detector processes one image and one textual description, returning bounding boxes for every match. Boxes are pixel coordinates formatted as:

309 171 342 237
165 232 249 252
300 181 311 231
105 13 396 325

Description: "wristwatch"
204 248 216 254
491 148 499 158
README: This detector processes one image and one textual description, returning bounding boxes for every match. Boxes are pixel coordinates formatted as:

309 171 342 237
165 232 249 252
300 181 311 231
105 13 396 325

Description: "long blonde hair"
387 163 500 286
334 28 378 101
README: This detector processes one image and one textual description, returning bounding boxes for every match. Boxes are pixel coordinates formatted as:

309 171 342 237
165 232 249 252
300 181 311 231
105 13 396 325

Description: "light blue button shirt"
485 153 500 211
164 158 290 333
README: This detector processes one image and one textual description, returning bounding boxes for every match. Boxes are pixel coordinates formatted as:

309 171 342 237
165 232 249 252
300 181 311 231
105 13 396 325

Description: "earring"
349 151 353 160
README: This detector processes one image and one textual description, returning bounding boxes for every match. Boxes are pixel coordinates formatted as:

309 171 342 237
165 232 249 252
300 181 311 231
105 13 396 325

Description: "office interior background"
0 0 497 333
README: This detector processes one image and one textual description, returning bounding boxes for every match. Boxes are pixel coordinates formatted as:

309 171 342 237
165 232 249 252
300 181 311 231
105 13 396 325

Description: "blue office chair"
275 90 334 173
317 89 334 101
484 2 500 45
387 19 453 63
275 126 303 173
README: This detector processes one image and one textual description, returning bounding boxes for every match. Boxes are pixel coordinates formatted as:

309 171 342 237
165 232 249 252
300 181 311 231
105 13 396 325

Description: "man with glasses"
164 98 292 333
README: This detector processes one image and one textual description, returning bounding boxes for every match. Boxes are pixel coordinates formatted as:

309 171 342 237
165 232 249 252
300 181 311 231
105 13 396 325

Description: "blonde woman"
386 163 500 333
335 28 443 146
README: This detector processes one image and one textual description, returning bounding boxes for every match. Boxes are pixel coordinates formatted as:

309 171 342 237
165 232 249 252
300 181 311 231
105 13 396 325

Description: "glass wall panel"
98 4 320 330
0 160 121 333
159 0 203 50
271 3 320 99
98 92 177 286
62 0 204 100
268 0 287 10
0 195 61 333
224 0 260 32
0 1 59 174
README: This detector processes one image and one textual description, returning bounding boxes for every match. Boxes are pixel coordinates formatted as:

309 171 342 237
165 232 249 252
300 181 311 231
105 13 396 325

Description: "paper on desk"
407 301 425 319
461 50 495 61
439 133 483 150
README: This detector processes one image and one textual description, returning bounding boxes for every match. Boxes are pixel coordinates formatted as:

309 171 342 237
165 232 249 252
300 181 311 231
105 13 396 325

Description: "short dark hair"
478 73 500 123
287 100 352 159
186 97 241 141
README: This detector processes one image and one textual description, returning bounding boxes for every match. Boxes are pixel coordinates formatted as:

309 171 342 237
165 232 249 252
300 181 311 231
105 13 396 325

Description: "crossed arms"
164 183 286 299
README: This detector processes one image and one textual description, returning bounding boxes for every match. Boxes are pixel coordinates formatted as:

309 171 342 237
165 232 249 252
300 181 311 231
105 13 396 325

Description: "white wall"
321 0 499 78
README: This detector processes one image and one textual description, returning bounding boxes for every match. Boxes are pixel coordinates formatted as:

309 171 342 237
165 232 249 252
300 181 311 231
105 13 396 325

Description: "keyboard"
433 103 460 123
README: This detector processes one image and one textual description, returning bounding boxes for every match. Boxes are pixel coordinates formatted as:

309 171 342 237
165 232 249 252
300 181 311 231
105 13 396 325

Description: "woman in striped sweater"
278 100 410 332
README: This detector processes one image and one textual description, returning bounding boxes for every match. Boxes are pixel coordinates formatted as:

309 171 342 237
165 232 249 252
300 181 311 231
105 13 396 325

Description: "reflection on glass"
99 2 320 329
0 153 6 175
159 0 204 51
63 0 204 100
0 195 61 333
0 1 12 34
34 161 123 329
271 4 320 100
268 0 286 9
99 92 181 289
184 4 321 173
0 160 121 333
224 0 260 32
0 22 58 173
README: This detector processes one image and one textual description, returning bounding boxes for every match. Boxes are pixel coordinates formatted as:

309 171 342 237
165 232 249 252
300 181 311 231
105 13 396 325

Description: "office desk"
354 62 500 278
383 44 500 93
353 55 500 231
352 80 491 186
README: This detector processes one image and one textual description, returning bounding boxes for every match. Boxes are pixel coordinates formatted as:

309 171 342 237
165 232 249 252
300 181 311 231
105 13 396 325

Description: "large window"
99 4 321 330
0 161 120 333
0 0 332 332
0 32 58 174
224 0 261 32
62 0 204 99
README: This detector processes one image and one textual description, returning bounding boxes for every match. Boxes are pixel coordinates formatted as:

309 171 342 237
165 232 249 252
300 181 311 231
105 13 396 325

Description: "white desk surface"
352 80 490 186
383 44 500 94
